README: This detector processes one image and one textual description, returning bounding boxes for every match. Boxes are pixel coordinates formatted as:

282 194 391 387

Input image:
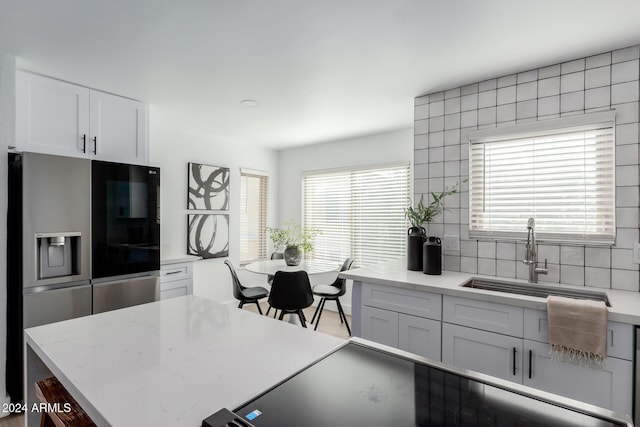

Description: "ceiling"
2 1 640 149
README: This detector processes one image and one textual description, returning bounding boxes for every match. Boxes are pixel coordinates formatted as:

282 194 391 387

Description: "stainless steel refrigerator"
6 152 160 402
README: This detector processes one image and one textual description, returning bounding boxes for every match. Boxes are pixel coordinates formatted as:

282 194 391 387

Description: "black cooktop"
205 342 628 427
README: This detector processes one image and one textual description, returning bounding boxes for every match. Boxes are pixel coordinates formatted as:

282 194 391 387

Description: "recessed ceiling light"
240 99 260 108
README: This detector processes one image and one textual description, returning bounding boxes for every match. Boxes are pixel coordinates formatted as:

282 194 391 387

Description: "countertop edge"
340 258 640 325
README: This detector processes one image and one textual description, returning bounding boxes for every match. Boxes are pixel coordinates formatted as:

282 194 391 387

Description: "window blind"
240 172 268 263
303 165 410 267
468 111 615 244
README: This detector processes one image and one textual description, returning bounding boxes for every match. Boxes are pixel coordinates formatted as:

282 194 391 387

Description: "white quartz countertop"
160 255 200 265
340 258 640 325
24 296 343 427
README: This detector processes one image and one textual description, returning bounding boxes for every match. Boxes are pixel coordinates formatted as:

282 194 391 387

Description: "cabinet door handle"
82 134 87 153
528 349 532 379
512 347 517 376
92 136 97 155
166 271 181 275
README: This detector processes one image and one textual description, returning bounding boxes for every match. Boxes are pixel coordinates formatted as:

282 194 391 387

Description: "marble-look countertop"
340 258 640 325
24 296 343 427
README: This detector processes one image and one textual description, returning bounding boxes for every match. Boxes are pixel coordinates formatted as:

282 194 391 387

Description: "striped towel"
547 295 607 368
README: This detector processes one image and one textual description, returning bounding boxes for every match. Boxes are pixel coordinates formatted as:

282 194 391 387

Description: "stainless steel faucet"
522 218 548 283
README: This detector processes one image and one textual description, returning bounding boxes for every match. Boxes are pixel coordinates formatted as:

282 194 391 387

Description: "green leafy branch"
266 219 322 253
405 180 465 228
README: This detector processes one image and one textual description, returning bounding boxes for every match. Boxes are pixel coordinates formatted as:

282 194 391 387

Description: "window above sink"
467 110 616 246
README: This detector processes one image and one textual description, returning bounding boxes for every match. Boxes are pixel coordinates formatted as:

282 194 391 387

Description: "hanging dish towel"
547 295 607 368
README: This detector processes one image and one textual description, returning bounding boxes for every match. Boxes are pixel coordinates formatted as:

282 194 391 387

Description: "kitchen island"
24 295 343 427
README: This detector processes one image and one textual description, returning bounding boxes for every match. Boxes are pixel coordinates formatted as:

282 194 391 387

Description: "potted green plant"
266 219 322 266
405 181 463 272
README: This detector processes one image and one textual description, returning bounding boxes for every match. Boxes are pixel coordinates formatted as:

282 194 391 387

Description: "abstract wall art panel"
187 162 230 210
187 214 229 258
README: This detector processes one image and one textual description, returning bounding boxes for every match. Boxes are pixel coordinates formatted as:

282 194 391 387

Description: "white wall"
148 106 279 303
277 128 414 312
0 54 15 410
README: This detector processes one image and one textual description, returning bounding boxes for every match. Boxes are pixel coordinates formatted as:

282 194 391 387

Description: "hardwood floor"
244 301 352 340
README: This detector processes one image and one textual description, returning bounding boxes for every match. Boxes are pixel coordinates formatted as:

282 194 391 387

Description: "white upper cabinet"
15 71 148 165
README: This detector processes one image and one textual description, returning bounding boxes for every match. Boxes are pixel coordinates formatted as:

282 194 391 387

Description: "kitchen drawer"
443 295 523 337
160 262 192 283
161 285 189 300
361 283 442 320
524 308 633 361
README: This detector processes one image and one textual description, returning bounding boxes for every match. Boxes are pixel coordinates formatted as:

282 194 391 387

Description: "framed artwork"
187 214 229 259
188 163 230 210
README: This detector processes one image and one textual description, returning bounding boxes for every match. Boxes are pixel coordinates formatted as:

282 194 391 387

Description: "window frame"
302 163 411 267
466 110 616 245
239 168 269 265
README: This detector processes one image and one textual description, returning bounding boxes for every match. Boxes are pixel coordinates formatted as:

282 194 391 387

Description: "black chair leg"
313 298 326 331
311 298 323 324
273 308 279 319
254 301 263 315
266 305 271 316
298 310 307 328
238 301 243 309
278 310 285 321
336 299 351 336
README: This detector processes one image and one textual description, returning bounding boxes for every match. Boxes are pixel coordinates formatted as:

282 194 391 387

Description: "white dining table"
245 259 340 276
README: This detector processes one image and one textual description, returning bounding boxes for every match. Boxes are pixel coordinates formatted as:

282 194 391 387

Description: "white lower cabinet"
160 261 194 300
442 323 523 383
361 305 441 361
441 295 633 417
524 339 632 416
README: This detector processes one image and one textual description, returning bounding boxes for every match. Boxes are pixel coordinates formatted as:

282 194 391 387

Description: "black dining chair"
265 252 284 317
224 260 269 314
310 258 354 335
268 270 314 327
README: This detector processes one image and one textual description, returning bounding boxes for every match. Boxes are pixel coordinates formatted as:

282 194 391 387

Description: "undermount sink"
462 278 611 307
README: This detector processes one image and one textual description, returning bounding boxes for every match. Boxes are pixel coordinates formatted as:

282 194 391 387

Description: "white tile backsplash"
539 64 561 79
561 246 585 266
497 103 516 122
561 72 584 93
616 144 639 166
612 59 639 84
586 52 611 69
612 46 640 63
584 87 610 109
478 257 496 275
445 97 461 114
496 260 516 278
560 91 584 112
561 58 585 74
612 81 639 104
611 269 639 291
585 66 611 89
616 123 639 146
560 264 584 285
516 81 537 101
497 86 516 104
585 247 611 268
538 77 560 97
461 256 477 273
585 267 611 288
478 90 497 108
461 93 478 111
414 44 640 291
